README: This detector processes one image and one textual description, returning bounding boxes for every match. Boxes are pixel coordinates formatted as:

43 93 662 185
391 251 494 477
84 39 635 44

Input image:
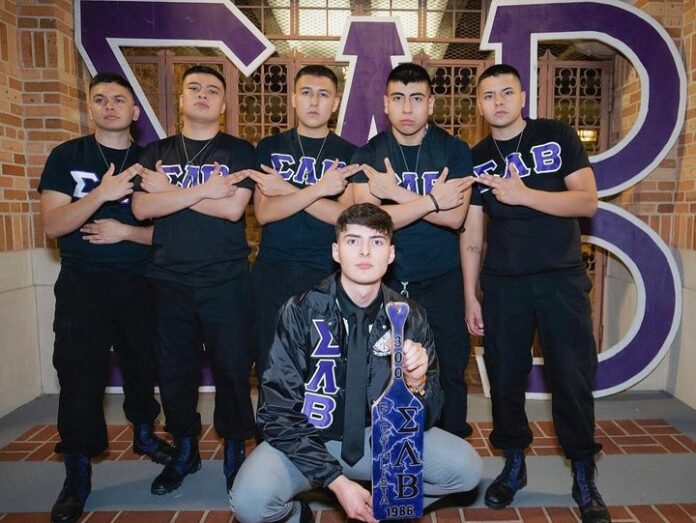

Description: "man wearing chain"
39 72 172 523
132 65 256 496
461 64 610 523
246 65 360 383
352 63 476 440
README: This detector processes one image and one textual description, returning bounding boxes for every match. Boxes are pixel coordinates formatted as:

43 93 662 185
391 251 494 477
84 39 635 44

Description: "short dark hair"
89 72 135 99
386 63 432 93
182 65 226 91
478 64 522 86
336 203 394 241
295 65 338 91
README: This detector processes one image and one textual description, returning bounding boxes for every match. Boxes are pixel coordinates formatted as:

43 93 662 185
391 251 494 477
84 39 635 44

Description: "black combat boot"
223 439 246 492
151 437 201 495
484 448 527 509
132 423 174 465
51 452 91 523
572 458 612 523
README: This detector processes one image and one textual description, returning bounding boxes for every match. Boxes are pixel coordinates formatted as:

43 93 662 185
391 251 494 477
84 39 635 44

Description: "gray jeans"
229 427 482 523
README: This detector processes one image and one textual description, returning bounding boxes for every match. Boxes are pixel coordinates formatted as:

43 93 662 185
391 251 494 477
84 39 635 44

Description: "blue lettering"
531 142 563 173
271 153 295 180
305 360 339 394
302 392 336 428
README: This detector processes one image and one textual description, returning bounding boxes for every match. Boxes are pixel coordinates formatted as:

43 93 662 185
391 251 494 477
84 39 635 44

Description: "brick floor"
0 505 695 522
2 420 693 462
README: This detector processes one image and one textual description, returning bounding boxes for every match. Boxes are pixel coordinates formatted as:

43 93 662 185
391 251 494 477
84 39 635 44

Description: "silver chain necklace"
492 122 526 173
396 124 427 173
181 132 216 167
95 136 131 174
297 130 328 165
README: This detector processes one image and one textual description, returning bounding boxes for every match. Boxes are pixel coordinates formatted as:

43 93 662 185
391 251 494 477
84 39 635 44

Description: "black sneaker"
572 459 611 523
51 452 91 523
484 448 527 509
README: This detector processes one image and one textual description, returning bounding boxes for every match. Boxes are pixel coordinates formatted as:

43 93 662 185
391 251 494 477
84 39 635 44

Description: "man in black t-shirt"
132 65 256 496
39 72 172 523
352 63 476 440
247 65 360 383
461 64 610 523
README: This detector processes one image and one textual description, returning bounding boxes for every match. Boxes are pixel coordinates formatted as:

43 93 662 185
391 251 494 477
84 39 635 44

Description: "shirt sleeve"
444 137 474 180
229 140 256 191
255 136 272 170
349 144 374 184
38 146 73 196
558 122 592 177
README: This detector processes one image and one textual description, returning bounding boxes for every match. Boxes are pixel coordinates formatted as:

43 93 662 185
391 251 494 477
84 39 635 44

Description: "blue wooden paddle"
371 301 424 520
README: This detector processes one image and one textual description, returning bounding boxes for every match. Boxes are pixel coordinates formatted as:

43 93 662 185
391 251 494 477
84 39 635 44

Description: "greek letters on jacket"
258 275 443 487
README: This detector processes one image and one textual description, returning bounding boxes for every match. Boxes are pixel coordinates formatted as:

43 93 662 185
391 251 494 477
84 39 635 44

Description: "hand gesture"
315 160 360 198
329 476 378 523
465 297 484 337
80 218 129 244
140 161 173 193
428 168 475 211
362 158 400 200
199 162 238 200
476 163 529 206
402 340 428 386
96 163 139 202
247 164 295 197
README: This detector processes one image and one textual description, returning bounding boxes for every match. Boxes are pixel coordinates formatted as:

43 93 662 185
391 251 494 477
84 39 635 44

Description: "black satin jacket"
257 274 444 487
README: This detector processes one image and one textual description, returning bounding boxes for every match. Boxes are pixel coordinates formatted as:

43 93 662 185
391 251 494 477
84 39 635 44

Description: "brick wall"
0 0 29 251
0 0 89 253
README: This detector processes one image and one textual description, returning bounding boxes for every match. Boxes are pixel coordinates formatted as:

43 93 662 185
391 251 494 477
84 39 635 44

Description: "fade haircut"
478 64 522 86
295 65 338 91
89 72 135 99
182 65 226 91
386 63 432 93
336 203 394 242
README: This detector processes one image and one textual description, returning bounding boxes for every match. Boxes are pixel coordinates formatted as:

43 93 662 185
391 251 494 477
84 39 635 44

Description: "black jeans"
151 273 255 441
387 267 472 439
251 258 332 383
53 267 160 456
481 270 602 459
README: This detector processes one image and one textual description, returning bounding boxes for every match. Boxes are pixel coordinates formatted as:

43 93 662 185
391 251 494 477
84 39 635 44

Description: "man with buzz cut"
229 203 482 523
132 64 256 495
352 63 476 440
461 63 610 523
247 64 360 383
39 72 172 523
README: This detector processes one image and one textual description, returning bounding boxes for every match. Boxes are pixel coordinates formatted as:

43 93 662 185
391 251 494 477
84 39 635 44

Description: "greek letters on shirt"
160 163 231 188
472 140 563 192
302 319 341 429
397 170 441 196
270 154 346 186
70 170 129 205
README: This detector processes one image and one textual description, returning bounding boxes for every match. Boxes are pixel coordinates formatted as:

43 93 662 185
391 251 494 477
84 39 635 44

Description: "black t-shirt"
255 129 356 271
352 125 473 282
139 132 255 286
38 135 149 275
471 118 592 276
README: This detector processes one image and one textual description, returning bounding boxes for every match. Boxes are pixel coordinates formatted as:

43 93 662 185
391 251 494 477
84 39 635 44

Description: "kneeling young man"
230 203 482 523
